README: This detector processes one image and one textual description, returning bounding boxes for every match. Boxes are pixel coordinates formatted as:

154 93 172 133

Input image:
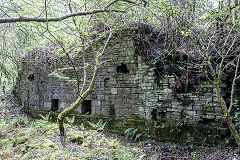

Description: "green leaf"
134 133 142 141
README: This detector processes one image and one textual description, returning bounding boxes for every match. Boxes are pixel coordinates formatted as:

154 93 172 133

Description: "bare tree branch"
37 0 52 18
228 55 240 113
0 9 125 23
105 0 135 9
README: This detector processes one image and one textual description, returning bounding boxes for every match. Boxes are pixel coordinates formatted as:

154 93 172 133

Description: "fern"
124 128 134 139
124 128 148 142
131 128 138 140
39 112 54 122
39 113 50 121
65 116 75 124
87 119 106 131
134 133 142 142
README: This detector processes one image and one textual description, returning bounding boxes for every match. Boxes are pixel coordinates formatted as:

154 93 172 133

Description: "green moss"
43 139 56 148
202 104 215 115
82 140 92 147
13 136 29 146
0 138 10 147
70 134 83 145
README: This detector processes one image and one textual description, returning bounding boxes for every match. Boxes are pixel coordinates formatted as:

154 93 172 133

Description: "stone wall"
16 33 223 124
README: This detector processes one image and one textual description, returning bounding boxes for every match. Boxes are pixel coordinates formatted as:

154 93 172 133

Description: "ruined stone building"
16 31 223 124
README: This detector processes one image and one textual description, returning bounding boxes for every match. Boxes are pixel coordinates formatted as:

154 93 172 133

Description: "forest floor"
0 101 240 160
110 134 240 159
0 114 145 159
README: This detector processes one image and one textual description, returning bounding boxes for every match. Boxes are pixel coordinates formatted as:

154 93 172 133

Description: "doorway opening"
82 100 92 115
51 99 59 111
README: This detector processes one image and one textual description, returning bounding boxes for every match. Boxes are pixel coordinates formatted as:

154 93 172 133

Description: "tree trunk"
57 66 98 143
58 115 65 146
226 115 240 146
58 116 65 137
215 84 240 146
57 95 88 138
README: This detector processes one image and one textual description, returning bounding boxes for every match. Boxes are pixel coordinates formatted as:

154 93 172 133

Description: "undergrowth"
0 108 145 160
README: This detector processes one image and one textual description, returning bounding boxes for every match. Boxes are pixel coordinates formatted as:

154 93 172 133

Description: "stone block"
91 106 96 115
52 93 59 99
186 110 196 116
193 105 202 111
158 95 166 101
130 88 139 94
147 86 154 90
215 107 222 113
167 108 179 112
125 88 131 94
162 88 172 95
149 98 158 102
44 102 51 109
139 107 145 113
203 114 215 119
111 88 118 95
145 102 152 107
168 77 175 84
92 100 101 107
171 101 181 108
114 44 121 49
148 72 154 76
163 78 168 83
108 66 115 72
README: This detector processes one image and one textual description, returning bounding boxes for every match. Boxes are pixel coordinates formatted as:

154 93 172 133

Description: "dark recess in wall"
82 100 92 115
28 74 35 81
116 63 129 74
51 99 59 111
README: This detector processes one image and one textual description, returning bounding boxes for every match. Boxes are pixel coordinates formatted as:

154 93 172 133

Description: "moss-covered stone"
24 109 229 146
70 134 83 145
43 139 56 148
82 140 92 147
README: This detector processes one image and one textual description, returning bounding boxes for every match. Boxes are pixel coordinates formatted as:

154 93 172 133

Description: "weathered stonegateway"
16 31 223 125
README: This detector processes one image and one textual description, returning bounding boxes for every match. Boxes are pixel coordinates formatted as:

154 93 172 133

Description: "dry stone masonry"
16 33 222 125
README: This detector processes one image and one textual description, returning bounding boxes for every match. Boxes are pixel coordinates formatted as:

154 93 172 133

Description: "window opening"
104 77 110 87
116 63 129 74
28 74 35 81
82 100 92 115
51 99 59 112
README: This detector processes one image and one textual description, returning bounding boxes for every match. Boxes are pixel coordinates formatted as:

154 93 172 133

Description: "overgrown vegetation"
131 0 240 146
124 127 149 142
0 108 145 159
